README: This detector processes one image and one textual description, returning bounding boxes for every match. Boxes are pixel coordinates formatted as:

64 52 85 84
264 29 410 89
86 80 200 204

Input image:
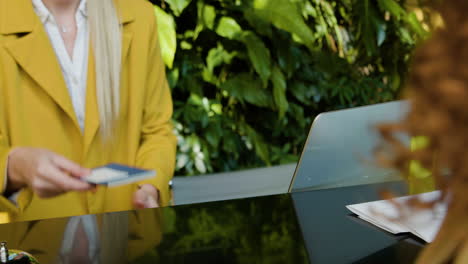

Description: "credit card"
84 164 156 187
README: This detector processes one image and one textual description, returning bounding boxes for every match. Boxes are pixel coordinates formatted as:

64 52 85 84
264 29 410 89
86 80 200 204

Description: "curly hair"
377 0 468 263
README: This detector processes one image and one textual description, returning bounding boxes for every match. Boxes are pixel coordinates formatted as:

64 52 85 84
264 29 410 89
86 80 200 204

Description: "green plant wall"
150 0 432 176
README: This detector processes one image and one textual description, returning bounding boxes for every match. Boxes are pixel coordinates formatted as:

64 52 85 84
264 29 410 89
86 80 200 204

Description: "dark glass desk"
0 182 424 264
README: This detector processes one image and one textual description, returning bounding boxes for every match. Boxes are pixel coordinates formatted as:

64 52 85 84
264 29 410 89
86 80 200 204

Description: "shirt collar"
31 0 50 23
77 0 87 18
31 0 87 24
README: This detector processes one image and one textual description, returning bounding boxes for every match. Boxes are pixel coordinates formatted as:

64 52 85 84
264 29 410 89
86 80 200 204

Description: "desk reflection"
0 194 308 264
0 183 422 264
0 209 162 264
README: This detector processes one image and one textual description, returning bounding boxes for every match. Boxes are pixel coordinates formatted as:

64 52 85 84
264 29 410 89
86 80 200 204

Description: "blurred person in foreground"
378 0 468 262
0 0 176 223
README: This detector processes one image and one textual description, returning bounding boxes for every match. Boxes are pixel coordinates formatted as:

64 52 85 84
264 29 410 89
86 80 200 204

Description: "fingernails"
83 168 92 176
136 201 145 209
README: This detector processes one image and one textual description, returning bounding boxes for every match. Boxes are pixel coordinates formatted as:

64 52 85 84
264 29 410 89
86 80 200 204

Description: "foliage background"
149 0 433 177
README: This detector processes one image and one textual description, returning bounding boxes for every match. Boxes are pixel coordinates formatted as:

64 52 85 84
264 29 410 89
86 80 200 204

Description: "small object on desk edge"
0 242 8 264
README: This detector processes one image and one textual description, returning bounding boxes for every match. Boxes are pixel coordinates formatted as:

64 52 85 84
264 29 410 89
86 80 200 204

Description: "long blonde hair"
87 0 122 139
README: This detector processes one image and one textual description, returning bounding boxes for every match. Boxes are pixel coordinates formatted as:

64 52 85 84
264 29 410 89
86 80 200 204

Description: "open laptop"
173 100 409 205
288 100 409 193
289 100 412 264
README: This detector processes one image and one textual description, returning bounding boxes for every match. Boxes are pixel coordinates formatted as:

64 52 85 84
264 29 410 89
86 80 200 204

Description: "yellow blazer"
0 0 177 222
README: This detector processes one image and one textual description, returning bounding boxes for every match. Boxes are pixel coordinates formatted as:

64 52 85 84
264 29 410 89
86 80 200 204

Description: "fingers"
145 195 158 208
7 147 94 199
133 184 159 209
133 190 147 209
31 177 64 198
50 154 91 178
31 160 93 198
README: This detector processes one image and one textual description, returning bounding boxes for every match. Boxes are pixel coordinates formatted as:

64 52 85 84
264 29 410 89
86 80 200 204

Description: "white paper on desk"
346 191 446 243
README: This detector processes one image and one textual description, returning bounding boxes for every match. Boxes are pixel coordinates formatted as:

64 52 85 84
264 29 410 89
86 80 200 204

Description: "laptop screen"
289 100 410 193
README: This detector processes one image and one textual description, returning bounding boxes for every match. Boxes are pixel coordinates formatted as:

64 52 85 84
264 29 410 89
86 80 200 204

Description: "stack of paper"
346 191 446 243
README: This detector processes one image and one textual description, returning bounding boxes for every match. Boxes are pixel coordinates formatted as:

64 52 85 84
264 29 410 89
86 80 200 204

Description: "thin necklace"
60 25 68 33
59 23 75 34
53 15 75 33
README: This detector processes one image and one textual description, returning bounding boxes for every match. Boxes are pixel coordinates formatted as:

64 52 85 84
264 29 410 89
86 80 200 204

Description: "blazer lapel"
1 0 79 130
83 49 99 157
118 0 135 67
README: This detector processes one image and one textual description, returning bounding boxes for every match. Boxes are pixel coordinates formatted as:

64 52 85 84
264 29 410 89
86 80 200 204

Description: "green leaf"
222 131 239 154
271 66 288 119
177 153 190 169
194 156 207 174
303 1 317 18
180 40 192 50
391 73 401 92
203 44 236 84
165 0 192 16
253 0 316 51
206 46 225 74
241 31 272 88
210 103 222 115
254 138 270 165
356 0 379 56
154 6 177 69
243 123 270 165
194 2 216 40
334 25 346 55
167 68 179 89
206 44 236 74
398 27 414 44
406 12 428 38
377 0 405 20
288 102 306 127
206 122 222 147
202 4 216 30
290 82 316 105
222 74 270 108
274 32 300 78
244 9 273 37
215 17 242 40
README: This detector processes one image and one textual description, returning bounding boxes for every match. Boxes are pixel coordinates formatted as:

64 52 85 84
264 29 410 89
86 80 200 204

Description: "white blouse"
32 0 89 131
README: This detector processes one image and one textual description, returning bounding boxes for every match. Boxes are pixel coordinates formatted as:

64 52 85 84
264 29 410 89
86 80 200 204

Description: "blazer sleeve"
0 38 20 218
134 7 177 207
0 128 20 218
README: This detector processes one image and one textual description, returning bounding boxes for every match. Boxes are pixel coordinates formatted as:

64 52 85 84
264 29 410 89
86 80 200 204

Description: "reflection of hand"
6 147 93 198
133 184 159 209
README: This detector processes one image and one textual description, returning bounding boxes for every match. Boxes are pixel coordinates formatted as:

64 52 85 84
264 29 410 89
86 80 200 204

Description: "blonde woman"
0 0 176 222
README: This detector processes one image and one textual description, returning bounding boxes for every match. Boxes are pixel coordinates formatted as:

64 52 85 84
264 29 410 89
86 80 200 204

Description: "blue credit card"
84 163 156 187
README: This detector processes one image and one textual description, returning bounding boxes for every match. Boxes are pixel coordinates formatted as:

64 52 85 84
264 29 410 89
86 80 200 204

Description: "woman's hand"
133 184 159 209
6 147 93 198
